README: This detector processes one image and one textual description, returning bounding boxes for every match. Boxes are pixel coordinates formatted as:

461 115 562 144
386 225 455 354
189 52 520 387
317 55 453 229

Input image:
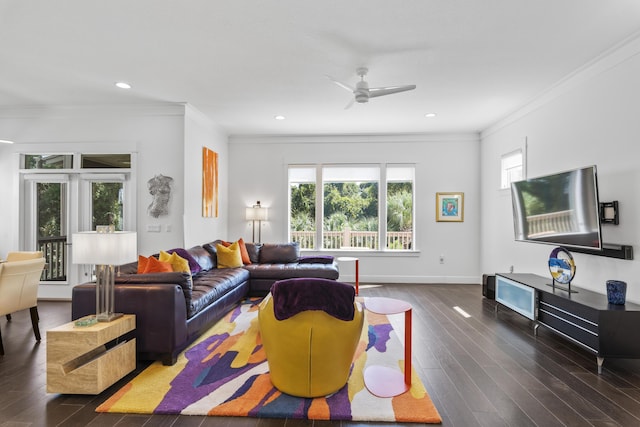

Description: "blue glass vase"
606 280 627 305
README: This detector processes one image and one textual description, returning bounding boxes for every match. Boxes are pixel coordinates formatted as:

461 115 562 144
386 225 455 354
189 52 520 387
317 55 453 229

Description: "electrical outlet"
439 255 444 264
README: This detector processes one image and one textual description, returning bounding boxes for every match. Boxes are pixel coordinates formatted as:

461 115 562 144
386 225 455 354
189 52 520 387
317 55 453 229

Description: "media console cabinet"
495 273 640 374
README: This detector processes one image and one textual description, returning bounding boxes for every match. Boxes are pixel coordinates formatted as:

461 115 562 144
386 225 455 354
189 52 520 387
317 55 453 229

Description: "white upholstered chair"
0 251 45 355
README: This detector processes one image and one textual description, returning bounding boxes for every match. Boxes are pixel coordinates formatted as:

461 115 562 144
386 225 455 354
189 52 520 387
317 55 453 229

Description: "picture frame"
436 192 464 222
202 147 219 218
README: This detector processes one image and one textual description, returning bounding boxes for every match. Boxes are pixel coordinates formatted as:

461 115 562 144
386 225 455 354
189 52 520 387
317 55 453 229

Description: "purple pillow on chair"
271 278 355 321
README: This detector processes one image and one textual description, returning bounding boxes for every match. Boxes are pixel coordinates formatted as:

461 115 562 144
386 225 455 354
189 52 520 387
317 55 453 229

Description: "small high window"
500 150 524 190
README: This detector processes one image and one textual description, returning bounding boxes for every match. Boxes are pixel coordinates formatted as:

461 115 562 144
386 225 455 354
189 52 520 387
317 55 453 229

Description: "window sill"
301 249 421 258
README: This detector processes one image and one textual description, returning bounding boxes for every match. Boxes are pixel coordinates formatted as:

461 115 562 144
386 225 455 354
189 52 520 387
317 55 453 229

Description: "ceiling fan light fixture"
329 68 416 108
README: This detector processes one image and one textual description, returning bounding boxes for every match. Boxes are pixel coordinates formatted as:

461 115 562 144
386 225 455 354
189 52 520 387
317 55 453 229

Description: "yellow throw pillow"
159 250 191 274
216 242 243 268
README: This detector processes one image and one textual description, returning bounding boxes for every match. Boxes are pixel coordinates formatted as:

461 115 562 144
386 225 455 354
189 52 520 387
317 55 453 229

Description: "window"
500 149 524 189
23 154 73 169
289 164 415 251
81 154 131 168
19 152 135 293
386 165 414 250
289 166 317 249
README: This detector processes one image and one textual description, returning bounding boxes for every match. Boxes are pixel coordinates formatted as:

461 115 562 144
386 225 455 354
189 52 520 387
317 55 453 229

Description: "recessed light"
274 115 285 120
425 113 437 118
115 82 132 89
0 139 14 144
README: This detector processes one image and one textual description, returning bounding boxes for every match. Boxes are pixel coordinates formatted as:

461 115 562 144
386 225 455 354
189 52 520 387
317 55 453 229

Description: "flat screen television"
511 165 602 251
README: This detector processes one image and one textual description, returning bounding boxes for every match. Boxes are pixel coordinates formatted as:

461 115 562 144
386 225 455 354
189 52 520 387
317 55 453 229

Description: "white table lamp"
72 230 137 322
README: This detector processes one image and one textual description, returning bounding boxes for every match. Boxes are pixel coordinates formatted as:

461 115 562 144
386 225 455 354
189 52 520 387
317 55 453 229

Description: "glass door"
23 174 76 298
20 153 135 300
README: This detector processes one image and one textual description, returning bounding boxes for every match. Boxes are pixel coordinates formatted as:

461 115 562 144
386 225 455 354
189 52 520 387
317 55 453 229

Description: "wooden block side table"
47 314 136 394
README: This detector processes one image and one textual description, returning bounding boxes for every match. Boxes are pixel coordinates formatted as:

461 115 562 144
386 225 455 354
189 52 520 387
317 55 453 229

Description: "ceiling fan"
328 67 416 109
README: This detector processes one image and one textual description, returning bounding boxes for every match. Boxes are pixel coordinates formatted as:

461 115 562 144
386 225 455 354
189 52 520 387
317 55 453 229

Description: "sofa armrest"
72 283 188 362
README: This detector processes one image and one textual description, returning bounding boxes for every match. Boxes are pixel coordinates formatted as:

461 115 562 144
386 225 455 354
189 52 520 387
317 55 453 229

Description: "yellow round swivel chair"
258 278 364 398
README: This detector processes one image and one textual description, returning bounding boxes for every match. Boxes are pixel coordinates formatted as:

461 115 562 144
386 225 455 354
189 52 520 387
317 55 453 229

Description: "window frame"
500 149 525 190
288 163 416 252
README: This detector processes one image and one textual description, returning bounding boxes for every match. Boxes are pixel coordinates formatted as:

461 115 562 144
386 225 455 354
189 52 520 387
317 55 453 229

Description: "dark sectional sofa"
71 241 339 365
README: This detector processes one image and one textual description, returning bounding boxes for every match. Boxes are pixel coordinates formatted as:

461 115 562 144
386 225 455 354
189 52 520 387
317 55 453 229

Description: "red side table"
363 296 412 397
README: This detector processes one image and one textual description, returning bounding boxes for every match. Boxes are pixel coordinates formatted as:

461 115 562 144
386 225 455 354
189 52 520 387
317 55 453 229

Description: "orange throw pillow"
137 255 149 274
237 238 251 265
137 255 173 274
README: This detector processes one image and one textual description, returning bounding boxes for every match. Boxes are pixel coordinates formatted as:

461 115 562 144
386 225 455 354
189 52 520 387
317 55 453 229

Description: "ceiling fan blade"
344 98 356 109
368 85 416 98
326 75 354 92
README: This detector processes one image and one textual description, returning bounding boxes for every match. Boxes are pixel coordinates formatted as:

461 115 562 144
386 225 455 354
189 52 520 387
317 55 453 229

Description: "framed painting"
202 147 218 217
436 192 464 222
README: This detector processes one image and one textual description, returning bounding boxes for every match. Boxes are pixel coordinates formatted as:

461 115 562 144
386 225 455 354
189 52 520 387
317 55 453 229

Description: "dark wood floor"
2 283 640 426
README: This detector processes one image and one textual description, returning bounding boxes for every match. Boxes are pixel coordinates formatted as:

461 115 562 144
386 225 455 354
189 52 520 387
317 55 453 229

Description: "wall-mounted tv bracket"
600 201 619 225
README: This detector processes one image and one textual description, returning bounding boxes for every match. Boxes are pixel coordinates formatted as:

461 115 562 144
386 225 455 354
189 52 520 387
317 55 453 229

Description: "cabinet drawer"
538 304 599 352
538 292 599 323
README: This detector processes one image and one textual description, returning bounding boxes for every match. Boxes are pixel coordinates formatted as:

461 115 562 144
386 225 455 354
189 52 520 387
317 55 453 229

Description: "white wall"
183 104 229 247
228 133 481 284
0 103 229 298
480 36 640 302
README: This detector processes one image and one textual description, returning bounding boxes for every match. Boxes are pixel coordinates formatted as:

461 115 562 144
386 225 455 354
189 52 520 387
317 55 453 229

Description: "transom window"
288 164 415 251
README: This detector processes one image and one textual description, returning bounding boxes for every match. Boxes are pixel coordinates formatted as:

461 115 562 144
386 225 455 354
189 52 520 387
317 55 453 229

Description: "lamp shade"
72 231 137 266
246 206 268 221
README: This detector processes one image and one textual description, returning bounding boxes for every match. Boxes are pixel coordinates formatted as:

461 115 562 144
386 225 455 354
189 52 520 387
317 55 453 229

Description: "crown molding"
0 103 187 119
230 132 480 145
482 29 640 139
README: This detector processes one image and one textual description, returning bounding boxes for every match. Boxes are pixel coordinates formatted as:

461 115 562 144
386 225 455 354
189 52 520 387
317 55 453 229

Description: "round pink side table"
363 296 412 397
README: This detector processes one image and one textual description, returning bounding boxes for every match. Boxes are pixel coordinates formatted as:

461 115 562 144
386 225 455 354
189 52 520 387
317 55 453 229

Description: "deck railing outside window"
37 236 67 281
291 230 412 250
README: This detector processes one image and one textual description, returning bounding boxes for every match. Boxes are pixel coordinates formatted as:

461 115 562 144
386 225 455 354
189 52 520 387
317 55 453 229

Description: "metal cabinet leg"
597 356 604 374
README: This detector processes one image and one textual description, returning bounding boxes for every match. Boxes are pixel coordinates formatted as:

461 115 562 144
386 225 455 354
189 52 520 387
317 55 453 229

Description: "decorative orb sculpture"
548 247 576 284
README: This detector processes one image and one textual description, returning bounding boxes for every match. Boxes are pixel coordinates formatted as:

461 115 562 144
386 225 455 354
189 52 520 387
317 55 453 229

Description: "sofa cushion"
189 268 250 317
245 243 262 264
259 243 300 264
187 245 216 271
243 261 339 280
167 248 202 275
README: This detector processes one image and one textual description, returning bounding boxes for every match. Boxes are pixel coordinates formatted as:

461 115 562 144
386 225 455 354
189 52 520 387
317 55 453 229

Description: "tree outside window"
289 164 414 251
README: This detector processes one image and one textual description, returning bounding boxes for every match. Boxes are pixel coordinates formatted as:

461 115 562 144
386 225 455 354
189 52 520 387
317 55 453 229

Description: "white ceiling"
2 0 640 136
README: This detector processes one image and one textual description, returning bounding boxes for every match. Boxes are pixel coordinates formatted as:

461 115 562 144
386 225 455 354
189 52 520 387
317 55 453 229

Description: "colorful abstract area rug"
97 298 442 423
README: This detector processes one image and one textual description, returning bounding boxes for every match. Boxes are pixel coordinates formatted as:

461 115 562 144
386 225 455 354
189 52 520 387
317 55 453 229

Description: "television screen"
511 165 602 250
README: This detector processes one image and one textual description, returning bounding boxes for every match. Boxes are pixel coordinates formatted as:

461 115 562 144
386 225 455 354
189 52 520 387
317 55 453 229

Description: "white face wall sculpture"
147 174 173 218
